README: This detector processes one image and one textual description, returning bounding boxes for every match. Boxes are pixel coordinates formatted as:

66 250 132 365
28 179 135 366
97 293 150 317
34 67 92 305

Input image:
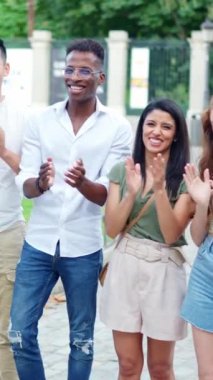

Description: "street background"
39 228 198 380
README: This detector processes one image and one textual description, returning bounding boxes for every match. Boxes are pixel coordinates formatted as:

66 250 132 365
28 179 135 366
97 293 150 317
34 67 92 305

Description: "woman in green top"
100 99 194 380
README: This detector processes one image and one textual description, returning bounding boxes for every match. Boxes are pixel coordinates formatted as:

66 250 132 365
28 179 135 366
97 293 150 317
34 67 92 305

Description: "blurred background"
1 0 213 241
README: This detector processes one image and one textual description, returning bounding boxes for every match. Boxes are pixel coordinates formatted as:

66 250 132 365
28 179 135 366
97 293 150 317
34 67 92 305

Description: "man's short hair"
0 39 7 62
66 39 104 65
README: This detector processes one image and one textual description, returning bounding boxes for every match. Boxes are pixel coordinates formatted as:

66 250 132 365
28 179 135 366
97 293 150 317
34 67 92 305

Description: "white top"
16 98 132 257
0 97 26 232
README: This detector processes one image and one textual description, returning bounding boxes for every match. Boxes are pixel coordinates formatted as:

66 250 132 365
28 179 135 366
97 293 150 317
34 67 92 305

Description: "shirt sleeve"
15 116 42 191
108 161 125 183
178 179 188 195
95 120 132 188
14 107 28 156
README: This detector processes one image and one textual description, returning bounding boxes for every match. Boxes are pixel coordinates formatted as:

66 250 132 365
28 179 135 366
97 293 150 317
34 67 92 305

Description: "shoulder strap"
124 193 155 234
115 193 155 248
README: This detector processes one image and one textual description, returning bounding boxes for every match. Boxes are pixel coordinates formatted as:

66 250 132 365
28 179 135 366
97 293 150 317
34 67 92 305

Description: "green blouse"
109 161 187 246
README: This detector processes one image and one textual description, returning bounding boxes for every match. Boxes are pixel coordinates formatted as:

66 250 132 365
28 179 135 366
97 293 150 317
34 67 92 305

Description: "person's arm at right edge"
184 164 211 246
190 203 209 246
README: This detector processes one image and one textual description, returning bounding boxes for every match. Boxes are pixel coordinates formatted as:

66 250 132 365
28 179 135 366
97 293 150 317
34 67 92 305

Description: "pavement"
40 265 198 380
38 227 199 379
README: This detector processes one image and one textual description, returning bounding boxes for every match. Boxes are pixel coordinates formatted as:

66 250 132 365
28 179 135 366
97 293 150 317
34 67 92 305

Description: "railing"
126 39 190 115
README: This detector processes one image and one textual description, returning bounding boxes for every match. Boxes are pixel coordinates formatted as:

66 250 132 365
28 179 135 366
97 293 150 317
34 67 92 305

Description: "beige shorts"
0 221 25 379
100 234 187 341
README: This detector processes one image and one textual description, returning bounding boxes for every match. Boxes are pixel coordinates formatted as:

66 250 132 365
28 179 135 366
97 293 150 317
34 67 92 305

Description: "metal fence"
209 43 213 98
189 43 213 148
4 39 30 48
126 39 190 115
3 37 213 117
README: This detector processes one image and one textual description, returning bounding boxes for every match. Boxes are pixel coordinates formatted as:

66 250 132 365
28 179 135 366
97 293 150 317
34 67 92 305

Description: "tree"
0 0 212 39
34 0 213 39
0 0 27 38
28 0 35 37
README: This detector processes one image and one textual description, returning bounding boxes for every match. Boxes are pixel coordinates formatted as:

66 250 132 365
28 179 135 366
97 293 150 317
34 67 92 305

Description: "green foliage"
148 41 190 112
22 198 33 221
126 40 190 114
209 45 213 96
34 0 213 39
209 4 213 20
155 84 189 113
0 0 212 39
0 0 27 37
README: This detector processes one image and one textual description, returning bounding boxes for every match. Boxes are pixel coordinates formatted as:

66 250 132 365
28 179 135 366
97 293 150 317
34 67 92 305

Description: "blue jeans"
181 235 213 332
9 241 102 380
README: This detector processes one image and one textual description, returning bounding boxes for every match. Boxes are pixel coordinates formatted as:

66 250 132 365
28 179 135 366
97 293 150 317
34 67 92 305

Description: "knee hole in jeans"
71 337 94 360
8 329 22 354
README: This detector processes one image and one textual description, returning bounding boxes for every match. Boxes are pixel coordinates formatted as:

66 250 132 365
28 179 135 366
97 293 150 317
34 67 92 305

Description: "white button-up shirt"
0 97 25 232
16 98 132 257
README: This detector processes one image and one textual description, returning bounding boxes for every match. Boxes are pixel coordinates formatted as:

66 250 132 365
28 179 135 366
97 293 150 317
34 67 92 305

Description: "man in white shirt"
9 39 132 380
0 39 25 380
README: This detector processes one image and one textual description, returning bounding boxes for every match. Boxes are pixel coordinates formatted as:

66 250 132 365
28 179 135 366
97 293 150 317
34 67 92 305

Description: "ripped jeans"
8 241 102 380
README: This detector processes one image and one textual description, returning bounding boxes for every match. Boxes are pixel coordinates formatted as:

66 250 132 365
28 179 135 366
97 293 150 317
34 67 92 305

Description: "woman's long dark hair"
199 96 213 180
133 98 190 198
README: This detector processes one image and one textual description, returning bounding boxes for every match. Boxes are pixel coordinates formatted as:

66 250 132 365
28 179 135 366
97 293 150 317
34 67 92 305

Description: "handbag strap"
124 193 155 234
115 193 155 247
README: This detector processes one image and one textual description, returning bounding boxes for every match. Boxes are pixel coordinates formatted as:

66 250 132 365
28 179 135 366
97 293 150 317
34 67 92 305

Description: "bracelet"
35 177 48 194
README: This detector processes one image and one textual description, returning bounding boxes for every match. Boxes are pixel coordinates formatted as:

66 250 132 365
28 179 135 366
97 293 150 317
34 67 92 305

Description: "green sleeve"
177 179 188 196
108 161 126 184
108 161 127 199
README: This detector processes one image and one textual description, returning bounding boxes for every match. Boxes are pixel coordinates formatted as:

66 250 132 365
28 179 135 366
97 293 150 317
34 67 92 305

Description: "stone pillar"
188 31 209 115
107 31 129 115
187 27 213 164
30 30 52 107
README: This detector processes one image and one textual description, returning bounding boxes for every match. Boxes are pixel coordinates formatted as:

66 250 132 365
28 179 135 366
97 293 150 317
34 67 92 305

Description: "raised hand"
183 163 211 207
149 153 166 191
125 156 142 196
64 158 86 188
38 157 55 190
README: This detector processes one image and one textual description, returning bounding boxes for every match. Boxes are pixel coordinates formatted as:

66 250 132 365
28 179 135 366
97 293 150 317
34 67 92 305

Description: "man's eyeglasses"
64 67 102 78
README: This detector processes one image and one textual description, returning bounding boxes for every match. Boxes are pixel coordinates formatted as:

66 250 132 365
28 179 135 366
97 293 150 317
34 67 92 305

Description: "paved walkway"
39 230 198 379
39 278 198 380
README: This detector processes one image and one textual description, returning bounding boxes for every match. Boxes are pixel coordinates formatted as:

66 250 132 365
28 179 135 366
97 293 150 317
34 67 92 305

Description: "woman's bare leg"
113 330 143 380
147 337 175 380
192 325 213 380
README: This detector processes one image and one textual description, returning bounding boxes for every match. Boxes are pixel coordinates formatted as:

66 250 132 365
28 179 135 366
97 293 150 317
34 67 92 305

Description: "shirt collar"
53 97 108 116
95 97 108 113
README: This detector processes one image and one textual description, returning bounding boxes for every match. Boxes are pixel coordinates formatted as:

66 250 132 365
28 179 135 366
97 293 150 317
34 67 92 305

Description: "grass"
22 198 33 221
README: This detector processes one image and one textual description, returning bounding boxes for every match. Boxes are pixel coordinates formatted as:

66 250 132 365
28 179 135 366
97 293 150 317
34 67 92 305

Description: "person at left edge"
8 38 132 380
0 39 26 380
